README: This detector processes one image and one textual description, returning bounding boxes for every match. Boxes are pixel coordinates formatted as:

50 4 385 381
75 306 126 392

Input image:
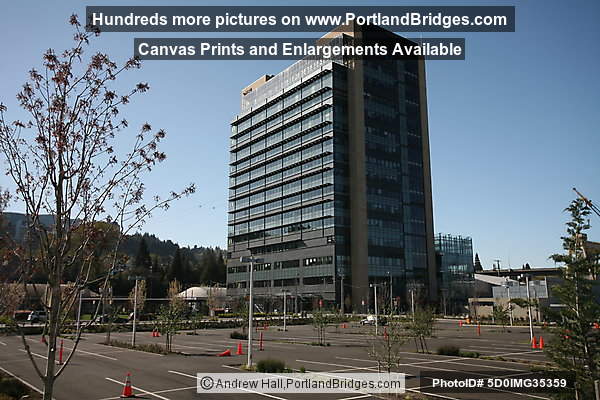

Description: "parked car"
13 310 32 322
27 311 47 323
360 315 376 325
360 315 388 326
94 314 128 323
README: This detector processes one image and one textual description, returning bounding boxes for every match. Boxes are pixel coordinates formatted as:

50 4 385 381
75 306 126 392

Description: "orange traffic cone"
236 342 243 355
217 349 231 357
531 336 538 349
539 336 544 350
121 372 134 398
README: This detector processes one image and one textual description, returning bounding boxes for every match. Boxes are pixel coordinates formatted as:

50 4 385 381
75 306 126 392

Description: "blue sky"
0 1 598 269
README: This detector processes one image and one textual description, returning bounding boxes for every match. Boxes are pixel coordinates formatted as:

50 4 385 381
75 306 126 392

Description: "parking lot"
0 319 554 399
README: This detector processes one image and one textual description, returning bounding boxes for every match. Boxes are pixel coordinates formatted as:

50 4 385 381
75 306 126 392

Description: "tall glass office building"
226 24 436 312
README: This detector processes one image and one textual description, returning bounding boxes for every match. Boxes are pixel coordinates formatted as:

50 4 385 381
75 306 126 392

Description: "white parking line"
336 356 525 372
19 349 47 360
0 365 44 396
168 370 288 400
63 346 118 361
337 395 371 400
335 356 549 400
0 340 7 346
296 359 378 372
105 377 170 400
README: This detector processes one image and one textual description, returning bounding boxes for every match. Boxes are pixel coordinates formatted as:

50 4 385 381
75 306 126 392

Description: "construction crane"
573 187 600 218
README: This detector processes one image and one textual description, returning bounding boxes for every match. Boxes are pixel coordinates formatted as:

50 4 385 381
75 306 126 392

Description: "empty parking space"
0 320 555 399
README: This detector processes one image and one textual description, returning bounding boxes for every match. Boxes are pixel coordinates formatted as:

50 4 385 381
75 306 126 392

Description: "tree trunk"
43 282 61 399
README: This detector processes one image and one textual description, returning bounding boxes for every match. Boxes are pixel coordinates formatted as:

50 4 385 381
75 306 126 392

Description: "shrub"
256 359 286 373
459 351 480 358
436 345 460 356
230 331 248 340
299 366 306 373
104 339 168 355
0 377 29 399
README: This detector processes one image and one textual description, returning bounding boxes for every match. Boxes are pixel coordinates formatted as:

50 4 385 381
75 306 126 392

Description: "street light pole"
525 275 533 341
247 258 254 368
282 290 288 331
241 256 263 369
132 279 138 347
388 272 393 315
370 284 379 336
506 283 513 327
411 289 415 323
76 289 83 333
340 274 345 314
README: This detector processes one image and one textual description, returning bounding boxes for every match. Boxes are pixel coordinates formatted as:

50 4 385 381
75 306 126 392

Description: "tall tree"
473 253 483 272
546 199 600 400
133 237 152 275
168 248 185 284
200 248 226 284
0 16 194 399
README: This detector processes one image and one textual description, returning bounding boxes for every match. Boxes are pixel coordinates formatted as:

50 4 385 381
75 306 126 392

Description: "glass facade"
227 27 436 311
435 233 475 314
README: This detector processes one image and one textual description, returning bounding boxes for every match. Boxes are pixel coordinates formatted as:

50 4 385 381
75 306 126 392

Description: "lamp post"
519 274 534 341
410 288 415 323
281 289 289 331
387 271 393 315
503 279 514 327
370 283 381 336
128 276 143 347
240 256 263 369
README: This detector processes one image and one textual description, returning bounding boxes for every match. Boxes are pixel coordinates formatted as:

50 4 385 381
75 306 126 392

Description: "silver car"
27 311 47 323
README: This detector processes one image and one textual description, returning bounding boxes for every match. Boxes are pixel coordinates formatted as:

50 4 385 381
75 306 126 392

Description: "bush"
0 377 29 399
437 345 460 356
230 331 248 340
459 351 480 358
256 359 286 373
104 339 168 355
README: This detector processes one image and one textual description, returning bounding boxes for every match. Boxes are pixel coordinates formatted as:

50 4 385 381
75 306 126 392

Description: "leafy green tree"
128 280 147 316
157 280 185 352
312 309 329 345
492 305 510 332
368 317 408 373
545 199 600 400
407 307 435 353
